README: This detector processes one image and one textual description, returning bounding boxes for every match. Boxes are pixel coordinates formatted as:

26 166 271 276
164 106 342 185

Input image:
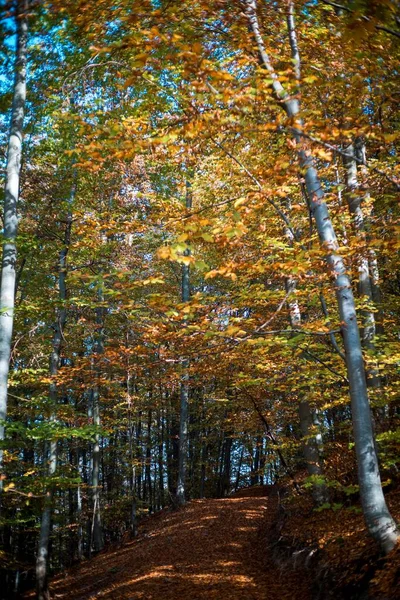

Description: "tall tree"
36 194 73 600
176 180 192 506
0 0 28 480
245 0 398 553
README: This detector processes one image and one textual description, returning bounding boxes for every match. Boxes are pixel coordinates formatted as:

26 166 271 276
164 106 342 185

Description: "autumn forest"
0 1 400 599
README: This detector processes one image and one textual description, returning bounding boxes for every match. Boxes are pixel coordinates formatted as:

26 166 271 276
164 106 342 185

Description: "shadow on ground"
26 490 311 600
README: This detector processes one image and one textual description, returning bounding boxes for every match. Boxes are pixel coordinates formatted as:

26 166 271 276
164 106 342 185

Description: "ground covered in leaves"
27 487 311 600
277 483 400 600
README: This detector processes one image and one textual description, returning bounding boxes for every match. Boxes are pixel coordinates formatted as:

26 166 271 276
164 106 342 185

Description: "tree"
176 179 192 506
0 0 28 484
245 0 398 553
0 1 399 595
36 181 73 600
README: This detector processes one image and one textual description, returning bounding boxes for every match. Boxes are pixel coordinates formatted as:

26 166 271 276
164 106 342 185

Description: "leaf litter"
26 487 311 600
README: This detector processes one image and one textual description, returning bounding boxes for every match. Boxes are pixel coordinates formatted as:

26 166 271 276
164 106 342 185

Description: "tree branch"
320 0 400 40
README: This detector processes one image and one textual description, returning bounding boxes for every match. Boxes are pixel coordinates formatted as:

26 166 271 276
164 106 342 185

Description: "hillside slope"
31 489 311 600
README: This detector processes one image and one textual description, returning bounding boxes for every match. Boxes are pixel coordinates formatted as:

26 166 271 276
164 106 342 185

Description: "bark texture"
0 0 28 475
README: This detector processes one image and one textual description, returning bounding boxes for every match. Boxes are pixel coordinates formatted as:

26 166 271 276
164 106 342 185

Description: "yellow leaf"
134 53 148 66
157 246 171 259
177 233 189 242
234 197 247 208
178 255 192 266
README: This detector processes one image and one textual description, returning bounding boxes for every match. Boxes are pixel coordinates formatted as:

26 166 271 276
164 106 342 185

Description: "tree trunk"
199 439 208 499
234 445 244 492
127 374 137 536
77 458 83 561
343 141 376 346
91 299 105 553
136 409 143 501
91 390 103 552
157 407 164 509
222 434 232 496
176 373 188 505
0 0 28 479
343 141 383 413
282 14 328 504
36 441 56 600
246 0 399 553
286 276 327 503
144 408 152 512
36 206 72 599
176 180 192 506
251 438 260 487
299 402 327 504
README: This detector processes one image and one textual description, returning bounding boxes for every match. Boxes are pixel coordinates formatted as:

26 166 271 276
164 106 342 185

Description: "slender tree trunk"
299 401 327 502
77 458 83 560
176 181 192 506
343 142 376 345
36 440 56 600
144 408 152 511
246 0 399 553
91 386 103 552
199 439 207 499
283 11 327 504
251 438 260 486
157 407 164 509
285 257 327 500
91 298 104 553
36 206 72 599
129 430 137 536
68 448 76 565
260 438 267 485
0 0 28 478
343 141 383 413
286 277 327 503
234 445 244 492
222 434 232 496
126 372 137 536
136 410 143 501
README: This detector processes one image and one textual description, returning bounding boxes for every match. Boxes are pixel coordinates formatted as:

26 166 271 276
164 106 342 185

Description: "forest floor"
28 487 312 600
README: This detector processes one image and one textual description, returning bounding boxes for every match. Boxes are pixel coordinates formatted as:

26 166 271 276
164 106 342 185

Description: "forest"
0 0 399 599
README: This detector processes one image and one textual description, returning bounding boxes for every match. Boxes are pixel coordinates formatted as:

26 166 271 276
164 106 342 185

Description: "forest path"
46 489 311 600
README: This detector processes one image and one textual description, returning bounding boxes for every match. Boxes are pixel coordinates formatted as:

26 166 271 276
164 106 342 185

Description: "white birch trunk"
0 0 28 476
246 0 399 553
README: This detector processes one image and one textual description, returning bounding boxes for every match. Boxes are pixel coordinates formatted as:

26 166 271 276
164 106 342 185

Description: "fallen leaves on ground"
25 487 311 600
279 482 400 599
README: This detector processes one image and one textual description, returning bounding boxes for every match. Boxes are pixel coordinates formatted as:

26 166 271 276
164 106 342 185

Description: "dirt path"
42 491 311 600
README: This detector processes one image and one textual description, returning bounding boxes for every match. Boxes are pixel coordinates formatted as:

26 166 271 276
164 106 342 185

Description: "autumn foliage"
0 0 399 598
